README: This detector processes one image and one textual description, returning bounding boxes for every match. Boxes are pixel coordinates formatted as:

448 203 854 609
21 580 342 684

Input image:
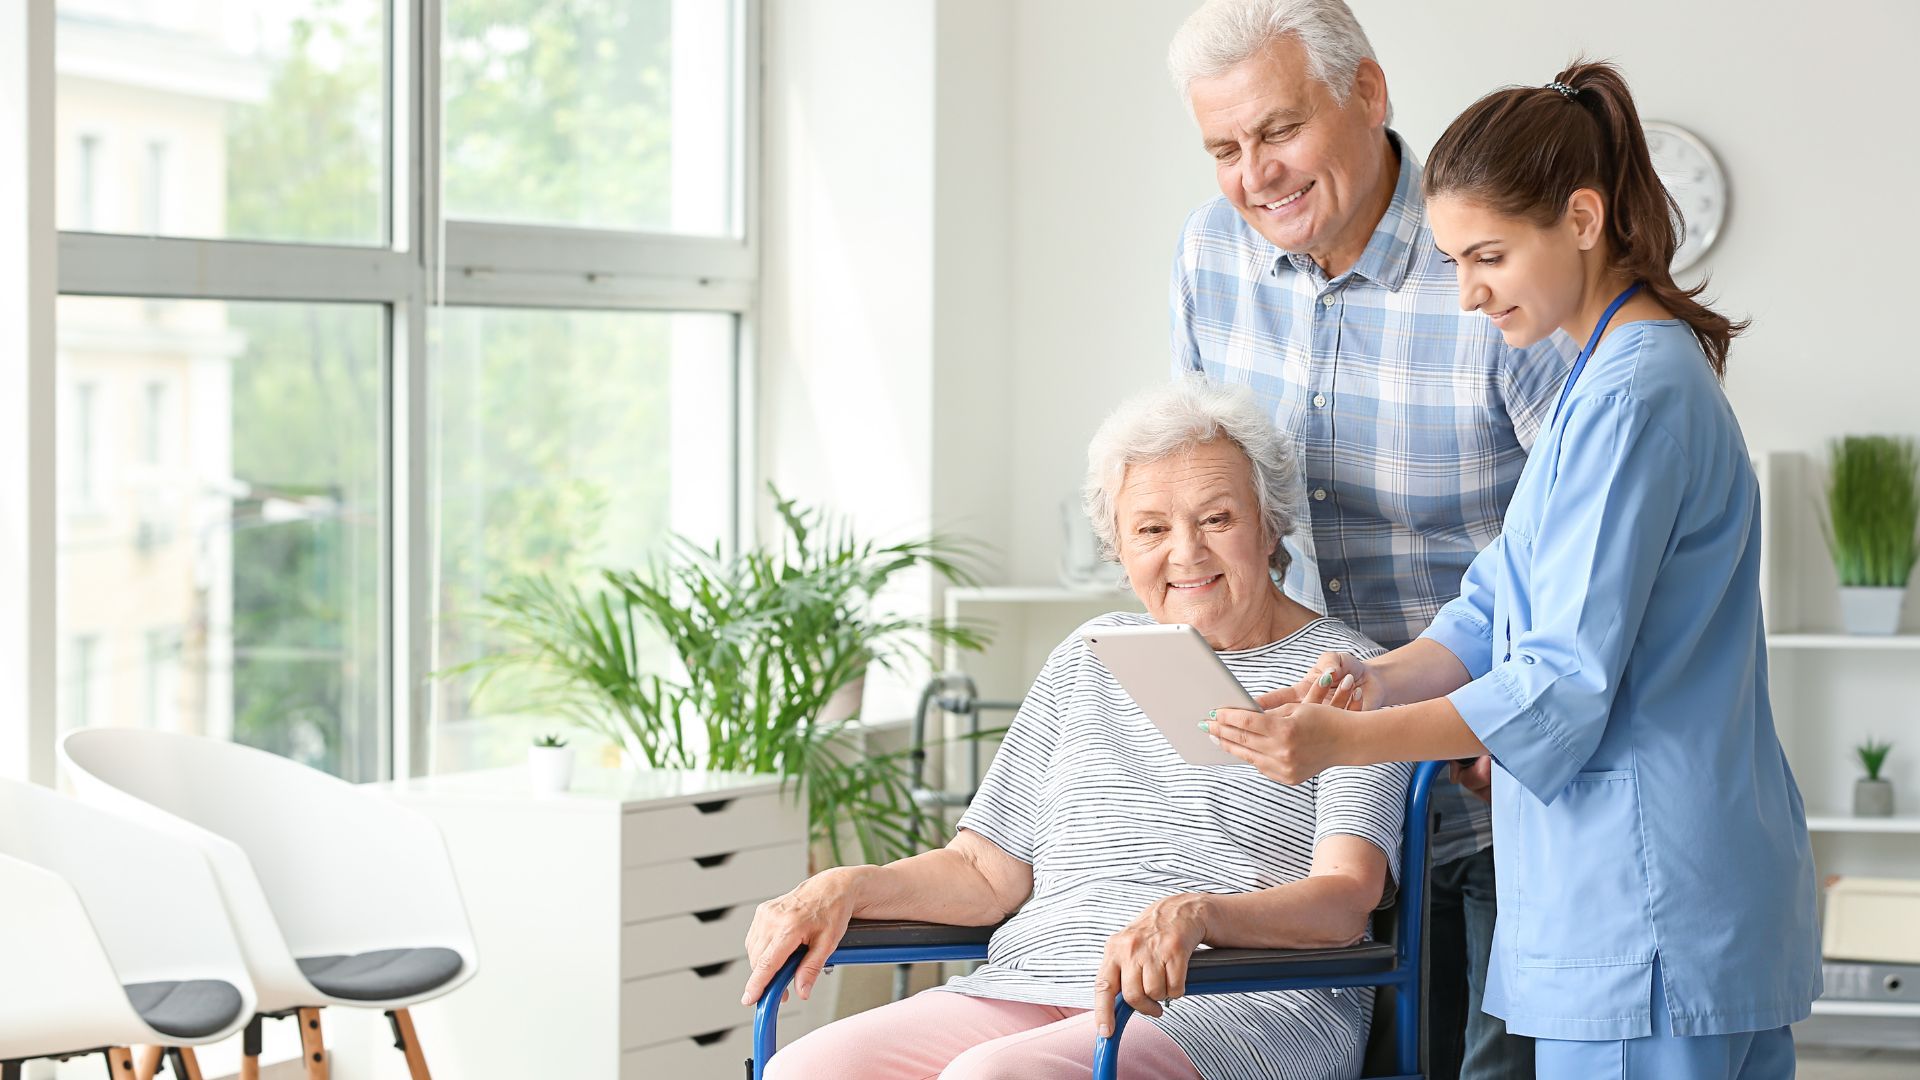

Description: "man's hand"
1093 893 1211 1037
1451 755 1494 803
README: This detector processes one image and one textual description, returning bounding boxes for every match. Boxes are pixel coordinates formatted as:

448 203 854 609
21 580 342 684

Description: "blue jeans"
1428 846 1533 1080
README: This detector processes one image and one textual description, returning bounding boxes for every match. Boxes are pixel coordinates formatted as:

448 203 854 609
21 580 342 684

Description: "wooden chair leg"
104 1048 136 1079
387 1009 432 1080
297 1007 329 1080
164 1048 205 1080
134 1046 164 1080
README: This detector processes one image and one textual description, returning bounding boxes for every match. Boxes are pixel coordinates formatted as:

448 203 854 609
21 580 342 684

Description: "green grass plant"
1856 737 1893 782
1823 436 1920 588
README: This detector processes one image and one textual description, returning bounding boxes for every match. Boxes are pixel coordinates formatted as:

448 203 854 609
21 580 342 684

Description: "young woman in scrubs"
1205 60 1819 1078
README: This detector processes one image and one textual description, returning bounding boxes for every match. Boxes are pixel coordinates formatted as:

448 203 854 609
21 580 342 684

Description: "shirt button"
1313 488 1328 501
1327 578 1342 594
1321 294 1336 308
1312 393 1328 408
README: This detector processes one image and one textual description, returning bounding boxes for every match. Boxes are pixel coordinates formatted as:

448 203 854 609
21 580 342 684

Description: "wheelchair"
751 758 1443 1079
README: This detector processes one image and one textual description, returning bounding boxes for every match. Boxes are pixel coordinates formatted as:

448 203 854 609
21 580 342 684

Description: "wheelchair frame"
751 759 1441 1079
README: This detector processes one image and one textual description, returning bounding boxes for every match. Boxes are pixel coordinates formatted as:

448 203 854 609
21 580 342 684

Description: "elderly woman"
742 379 1412 1080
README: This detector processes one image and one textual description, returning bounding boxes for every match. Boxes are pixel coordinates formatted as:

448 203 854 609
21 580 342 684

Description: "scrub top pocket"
1516 770 1656 967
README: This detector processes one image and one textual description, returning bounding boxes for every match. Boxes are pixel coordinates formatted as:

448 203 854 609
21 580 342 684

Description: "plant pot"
528 745 576 794
1854 778 1895 818
1838 586 1906 635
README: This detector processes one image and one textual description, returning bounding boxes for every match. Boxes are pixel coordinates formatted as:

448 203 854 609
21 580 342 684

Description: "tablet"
1081 623 1257 766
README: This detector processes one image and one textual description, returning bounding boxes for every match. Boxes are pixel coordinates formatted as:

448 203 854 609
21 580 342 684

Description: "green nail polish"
1317 672 1334 688
1208 708 1218 718
1197 720 1210 732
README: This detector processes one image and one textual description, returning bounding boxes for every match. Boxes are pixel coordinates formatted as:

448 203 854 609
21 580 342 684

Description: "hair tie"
1545 80 1580 99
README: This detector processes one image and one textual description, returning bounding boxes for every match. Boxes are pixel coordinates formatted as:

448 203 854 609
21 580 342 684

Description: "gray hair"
1168 0 1392 125
1082 377 1305 581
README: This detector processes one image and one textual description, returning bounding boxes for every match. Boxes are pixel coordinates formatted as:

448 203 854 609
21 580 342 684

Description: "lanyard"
1551 283 1643 425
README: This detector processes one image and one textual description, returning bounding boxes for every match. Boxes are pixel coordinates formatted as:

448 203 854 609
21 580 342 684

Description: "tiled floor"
1799 1047 1920 1078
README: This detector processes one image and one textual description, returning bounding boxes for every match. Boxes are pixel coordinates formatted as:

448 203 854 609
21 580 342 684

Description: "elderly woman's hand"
740 867 861 1007
1093 893 1212 1036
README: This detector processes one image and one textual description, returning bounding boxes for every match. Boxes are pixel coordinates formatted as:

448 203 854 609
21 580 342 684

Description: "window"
55 297 385 777
74 133 99 230
430 307 736 771
442 0 741 235
141 380 166 465
47 1 757 783
63 634 101 732
144 140 168 234
70 379 99 506
144 628 182 732
55 0 389 245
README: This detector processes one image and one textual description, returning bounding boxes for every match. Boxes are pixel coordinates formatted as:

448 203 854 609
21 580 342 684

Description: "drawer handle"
694 853 734 869
692 960 735 978
690 1028 731 1046
693 798 735 814
692 905 733 923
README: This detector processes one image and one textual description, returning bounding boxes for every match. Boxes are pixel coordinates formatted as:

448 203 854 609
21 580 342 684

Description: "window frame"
41 0 760 781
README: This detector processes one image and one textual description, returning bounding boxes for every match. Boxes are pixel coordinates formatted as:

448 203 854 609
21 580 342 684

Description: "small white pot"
1838 586 1907 636
528 744 576 794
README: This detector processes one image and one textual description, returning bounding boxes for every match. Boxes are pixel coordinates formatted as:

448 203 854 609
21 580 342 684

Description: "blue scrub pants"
1532 960 1795 1079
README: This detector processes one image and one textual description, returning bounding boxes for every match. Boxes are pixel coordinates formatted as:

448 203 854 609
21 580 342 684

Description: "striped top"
939 612 1412 1080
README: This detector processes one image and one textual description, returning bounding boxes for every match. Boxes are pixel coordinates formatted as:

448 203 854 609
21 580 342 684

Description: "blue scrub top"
1422 319 1820 1041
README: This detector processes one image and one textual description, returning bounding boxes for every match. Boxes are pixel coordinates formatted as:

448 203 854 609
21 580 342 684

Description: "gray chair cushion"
296 947 464 1002
123 979 245 1039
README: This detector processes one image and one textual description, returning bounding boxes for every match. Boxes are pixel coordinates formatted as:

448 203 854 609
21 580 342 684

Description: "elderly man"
1166 3 1576 1078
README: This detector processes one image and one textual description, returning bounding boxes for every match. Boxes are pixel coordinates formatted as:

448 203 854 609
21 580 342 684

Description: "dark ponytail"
1425 59 1745 376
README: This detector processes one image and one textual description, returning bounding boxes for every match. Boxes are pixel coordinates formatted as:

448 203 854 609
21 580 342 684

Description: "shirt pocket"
1514 769 1656 968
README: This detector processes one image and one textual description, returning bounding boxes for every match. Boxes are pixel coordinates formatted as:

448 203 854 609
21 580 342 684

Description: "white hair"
1082 377 1306 582
1168 0 1392 124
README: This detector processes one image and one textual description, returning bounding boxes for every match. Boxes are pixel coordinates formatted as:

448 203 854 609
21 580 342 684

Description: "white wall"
759 0 1920 684
980 0 1920 584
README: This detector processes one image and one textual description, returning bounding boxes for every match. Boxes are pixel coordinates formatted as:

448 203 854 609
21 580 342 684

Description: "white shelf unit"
1812 1000 1920 1020
1756 450 1920 1050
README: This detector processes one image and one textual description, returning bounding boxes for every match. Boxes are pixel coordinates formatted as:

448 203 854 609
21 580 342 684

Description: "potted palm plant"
1854 738 1894 817
454 487 988 866
1822 435 1920 635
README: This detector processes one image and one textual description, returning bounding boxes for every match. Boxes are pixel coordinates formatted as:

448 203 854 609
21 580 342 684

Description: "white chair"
61 730 479 1080
0 777 256 1080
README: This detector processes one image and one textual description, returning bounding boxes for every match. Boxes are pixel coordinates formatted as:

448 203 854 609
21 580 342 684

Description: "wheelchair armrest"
836 918 1001 951
1182 940 1397 988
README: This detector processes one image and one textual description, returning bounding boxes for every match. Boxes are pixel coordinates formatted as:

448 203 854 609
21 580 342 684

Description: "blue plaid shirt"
1171 134 1577 863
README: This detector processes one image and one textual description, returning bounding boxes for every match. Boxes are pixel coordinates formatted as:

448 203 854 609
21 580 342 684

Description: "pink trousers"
764 990 1203 1080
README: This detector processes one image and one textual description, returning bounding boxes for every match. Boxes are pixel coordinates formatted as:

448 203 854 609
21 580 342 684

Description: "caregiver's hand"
741 867 859 1006
1210 700 1353 784
1093 893 1211 1036
1289 651 1389 712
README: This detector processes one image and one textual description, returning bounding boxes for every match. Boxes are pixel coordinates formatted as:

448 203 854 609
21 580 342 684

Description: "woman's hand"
1291 651 1388 712
1092 893 1212 1036
740 867 861 1006
1209 700 1354 784
1204 654 1368 784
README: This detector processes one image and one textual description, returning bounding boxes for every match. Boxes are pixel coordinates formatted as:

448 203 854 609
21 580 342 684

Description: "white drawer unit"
378 765 809 1080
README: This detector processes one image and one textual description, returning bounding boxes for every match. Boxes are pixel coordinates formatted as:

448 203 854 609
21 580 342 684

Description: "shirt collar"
1273 130 1424 293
